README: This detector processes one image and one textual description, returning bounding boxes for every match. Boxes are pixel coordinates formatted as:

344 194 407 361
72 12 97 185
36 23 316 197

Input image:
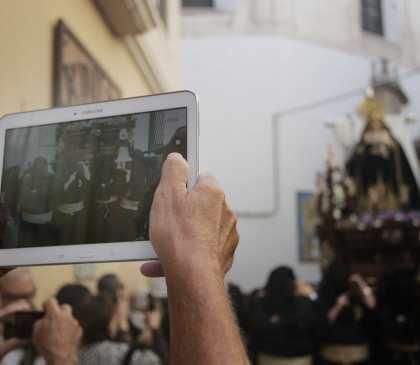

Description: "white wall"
184 0 420 68
181 35 420 291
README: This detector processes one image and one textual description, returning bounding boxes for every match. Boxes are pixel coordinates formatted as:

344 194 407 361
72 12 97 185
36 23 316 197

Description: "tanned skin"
33 298 82 365
142 153 250 365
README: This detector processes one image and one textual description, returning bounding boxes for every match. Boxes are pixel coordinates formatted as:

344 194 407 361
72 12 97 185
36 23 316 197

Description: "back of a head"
319 259 350 306
0 268 36 305
79 294 114 346
56 284 92 322
264 266 296 314
266 266 295 294
97 274 123 303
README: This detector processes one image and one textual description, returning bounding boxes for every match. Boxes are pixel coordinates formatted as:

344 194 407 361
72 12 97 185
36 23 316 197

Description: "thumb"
159 153 189 194
140 261 164 278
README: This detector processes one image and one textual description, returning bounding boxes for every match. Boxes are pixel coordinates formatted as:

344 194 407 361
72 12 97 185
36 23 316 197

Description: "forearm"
166 259 249 365
327 303 343 323
362 287 376 310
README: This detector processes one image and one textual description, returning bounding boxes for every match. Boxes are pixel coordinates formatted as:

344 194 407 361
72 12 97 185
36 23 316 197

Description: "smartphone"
3 311 44 339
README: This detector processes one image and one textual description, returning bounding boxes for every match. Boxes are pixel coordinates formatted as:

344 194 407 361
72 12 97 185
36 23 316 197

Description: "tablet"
0 91 198 266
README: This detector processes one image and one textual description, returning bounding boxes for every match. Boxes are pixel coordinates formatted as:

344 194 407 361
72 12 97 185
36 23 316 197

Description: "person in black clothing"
19 157 55 246
248 266 321 365
88 154 119 243
154 127 187 162
317 260 377 365
98 273 125 304
376 263 420 364
2 166 20 218
77 295 161 365
97 273 132 342
53 152 91 245
115 149 147 242
56 283 92 322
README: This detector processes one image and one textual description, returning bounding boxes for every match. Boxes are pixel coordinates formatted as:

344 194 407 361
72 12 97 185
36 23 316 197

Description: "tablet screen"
0 107 187 248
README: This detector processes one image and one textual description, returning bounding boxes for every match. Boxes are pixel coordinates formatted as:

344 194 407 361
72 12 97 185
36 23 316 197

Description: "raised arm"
141 153 249 365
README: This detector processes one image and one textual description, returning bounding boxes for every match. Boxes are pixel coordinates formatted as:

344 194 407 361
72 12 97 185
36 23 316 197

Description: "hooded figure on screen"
88 154 119 243
115 149 147 241
114 128 134 196
18 156 55 246
137 127 188 239
155 126 187 161
53 152 91 245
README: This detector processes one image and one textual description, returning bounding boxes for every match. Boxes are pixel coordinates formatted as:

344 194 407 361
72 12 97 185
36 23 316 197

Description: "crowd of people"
0 270 170 365
231 257 420 365
2 122 187 248
1 151 420 365
0 259 419 365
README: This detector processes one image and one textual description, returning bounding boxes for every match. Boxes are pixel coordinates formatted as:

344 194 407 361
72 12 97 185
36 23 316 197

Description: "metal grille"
361 0 384 36
182 0 213 7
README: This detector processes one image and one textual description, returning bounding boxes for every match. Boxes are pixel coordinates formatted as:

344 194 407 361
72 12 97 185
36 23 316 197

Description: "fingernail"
166 153 183 161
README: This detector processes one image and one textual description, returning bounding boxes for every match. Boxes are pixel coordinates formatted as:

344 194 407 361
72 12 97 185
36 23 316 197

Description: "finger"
32 320 43 349
160 153 189 193
43 298 60 318
224 227 239 273
140 261 165 278
219 200 237 241
194 172 221 192
76 324 83 342
0 300 31 318
227 224 239 253
224 257 234 273
61 304 73 316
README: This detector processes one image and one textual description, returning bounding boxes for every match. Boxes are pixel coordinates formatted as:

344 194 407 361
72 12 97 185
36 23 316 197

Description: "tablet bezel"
0 91 199 267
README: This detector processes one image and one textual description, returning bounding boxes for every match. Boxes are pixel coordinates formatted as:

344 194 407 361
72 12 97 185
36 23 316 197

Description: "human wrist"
164 250 224 287
46 353 78 365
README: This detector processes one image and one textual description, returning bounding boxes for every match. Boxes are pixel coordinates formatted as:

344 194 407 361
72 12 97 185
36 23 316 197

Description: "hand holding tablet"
0 91 199 266
142 153 239 279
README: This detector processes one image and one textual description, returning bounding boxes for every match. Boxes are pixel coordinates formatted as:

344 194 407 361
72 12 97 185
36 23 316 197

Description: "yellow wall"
0 0 171 306
31 262 149 308
0 0 151 116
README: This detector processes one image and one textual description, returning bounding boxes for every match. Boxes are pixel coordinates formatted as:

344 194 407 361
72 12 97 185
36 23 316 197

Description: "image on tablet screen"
0 107 187 248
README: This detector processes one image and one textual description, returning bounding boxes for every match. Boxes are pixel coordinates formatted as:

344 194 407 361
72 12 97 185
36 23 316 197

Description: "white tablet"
0 91 198 267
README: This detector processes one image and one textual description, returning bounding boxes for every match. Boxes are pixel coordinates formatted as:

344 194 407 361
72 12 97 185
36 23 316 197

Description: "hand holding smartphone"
3 310 44 340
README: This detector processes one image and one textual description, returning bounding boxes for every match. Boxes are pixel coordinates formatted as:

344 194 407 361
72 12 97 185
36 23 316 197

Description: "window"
361 0 384 36
182 0 214 7
156 0 167 25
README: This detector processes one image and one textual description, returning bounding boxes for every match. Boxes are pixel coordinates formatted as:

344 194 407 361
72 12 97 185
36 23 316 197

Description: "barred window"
182 0 214 7
361 0 384 36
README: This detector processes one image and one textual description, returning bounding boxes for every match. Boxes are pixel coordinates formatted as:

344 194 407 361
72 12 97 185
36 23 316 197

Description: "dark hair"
318 259 350 309
263 266 296 315
97 274 123 304
79 295 114 345
56 284 91 323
